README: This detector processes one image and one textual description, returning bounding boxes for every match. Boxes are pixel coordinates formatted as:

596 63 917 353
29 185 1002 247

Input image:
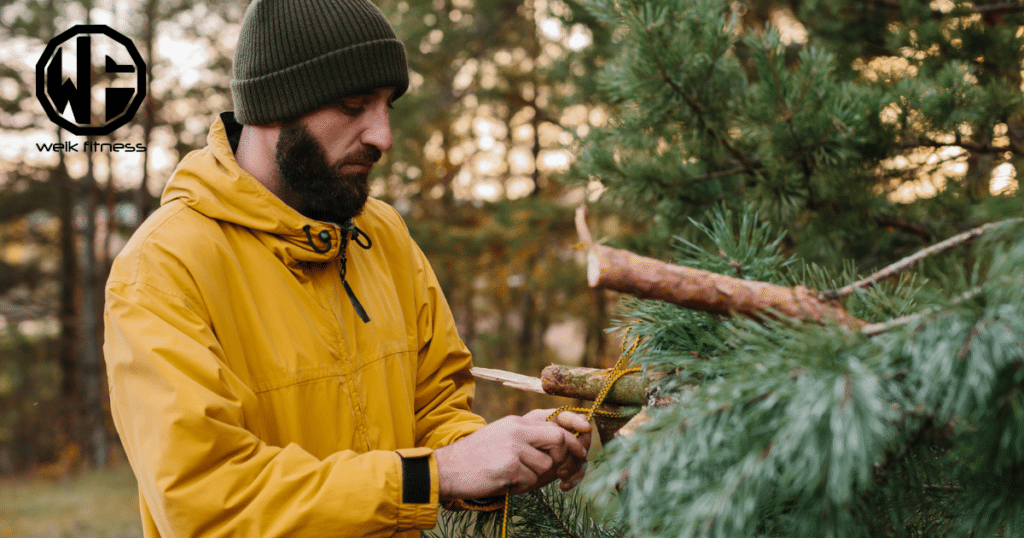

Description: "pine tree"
559 0 1024 536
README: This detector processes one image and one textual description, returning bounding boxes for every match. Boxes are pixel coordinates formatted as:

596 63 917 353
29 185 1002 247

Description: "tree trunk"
135 0 159 220
54 133 82 462
80 144 107 469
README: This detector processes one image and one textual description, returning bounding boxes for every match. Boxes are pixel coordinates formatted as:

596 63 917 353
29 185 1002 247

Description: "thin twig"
898 137 1007 155
874 216 934 242
860 286 983 336
830 220 1014 299
689 166 748 183
867 0 1024 19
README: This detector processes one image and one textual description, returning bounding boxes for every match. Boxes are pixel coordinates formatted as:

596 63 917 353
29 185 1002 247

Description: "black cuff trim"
400 454 431 504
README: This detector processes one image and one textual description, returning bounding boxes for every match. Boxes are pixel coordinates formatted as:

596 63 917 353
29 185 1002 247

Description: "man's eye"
341 102 364 114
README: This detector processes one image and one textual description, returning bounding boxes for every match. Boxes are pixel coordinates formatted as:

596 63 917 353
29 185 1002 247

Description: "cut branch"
577 207 866 329
540 365 667 406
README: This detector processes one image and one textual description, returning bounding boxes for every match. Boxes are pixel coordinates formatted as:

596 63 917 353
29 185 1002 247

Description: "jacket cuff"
395 447 438 530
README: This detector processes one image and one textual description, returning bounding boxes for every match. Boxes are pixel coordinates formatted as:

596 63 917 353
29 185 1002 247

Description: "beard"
274 120 381 225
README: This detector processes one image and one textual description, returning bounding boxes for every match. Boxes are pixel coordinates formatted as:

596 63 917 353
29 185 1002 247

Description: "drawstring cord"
303 222 373 323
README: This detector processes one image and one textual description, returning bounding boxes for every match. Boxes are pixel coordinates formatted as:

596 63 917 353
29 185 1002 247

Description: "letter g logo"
36 25 147 136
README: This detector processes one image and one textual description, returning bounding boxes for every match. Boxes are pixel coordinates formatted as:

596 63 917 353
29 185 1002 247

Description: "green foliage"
570 0 1024 266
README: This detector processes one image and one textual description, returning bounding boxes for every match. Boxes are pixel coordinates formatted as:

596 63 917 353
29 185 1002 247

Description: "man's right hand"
433 409 592 500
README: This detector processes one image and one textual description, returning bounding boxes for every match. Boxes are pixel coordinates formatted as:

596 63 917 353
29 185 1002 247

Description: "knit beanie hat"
231 0 409 125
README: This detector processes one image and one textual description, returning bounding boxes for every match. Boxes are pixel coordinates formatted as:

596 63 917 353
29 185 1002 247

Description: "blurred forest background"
0 0 629 478
0 0 1022 526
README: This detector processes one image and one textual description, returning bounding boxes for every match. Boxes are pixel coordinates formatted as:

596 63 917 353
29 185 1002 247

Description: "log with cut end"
540 365 666 406
577 206 865 328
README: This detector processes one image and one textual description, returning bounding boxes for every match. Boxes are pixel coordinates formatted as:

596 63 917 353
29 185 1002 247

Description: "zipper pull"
343 279 371 323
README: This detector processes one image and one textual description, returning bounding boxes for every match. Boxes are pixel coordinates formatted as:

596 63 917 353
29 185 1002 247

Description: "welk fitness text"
36 140 147 152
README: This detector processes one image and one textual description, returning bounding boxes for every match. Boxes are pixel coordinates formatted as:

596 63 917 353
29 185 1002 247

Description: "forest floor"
0 465 141 538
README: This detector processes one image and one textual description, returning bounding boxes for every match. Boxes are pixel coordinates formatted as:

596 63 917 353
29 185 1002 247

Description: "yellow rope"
500 330 644 537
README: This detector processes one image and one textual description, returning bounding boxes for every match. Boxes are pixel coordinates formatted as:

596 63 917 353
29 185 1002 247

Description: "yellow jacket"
104 114 485 537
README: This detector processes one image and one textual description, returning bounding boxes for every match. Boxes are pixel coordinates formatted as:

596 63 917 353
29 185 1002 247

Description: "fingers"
520 410 591 458
516 445 554 480
521 413 591 492
525 422 587 461
559 462 588 491
552 411 592 438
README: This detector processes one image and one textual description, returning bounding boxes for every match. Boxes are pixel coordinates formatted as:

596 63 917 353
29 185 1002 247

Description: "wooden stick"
577 206 866 329
470 367 546 394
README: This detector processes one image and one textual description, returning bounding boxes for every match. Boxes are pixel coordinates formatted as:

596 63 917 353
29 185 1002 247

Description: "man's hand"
434 409 592 500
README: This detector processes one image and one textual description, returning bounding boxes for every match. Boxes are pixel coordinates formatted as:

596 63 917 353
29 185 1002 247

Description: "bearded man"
102 0 590 536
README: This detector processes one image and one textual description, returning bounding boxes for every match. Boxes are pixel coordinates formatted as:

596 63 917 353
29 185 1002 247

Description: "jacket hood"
160 114 355 266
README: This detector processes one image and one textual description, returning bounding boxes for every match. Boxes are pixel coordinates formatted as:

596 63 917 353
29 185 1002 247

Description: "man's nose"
361 104 393 153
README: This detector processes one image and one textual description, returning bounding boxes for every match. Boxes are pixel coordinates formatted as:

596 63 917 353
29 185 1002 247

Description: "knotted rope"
499 330 643 537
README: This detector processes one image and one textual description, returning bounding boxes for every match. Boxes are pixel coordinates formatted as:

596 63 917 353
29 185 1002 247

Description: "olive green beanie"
231 0 409 125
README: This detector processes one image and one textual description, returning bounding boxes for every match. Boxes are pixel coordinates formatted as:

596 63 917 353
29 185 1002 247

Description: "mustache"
337 145 383 167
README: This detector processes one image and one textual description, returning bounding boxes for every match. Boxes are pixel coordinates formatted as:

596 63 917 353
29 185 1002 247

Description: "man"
102 0 591 536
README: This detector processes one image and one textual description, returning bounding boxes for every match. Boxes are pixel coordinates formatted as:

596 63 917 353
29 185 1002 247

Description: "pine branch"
509 484 626 538
644 25 757 173
872 216 934 242
528 489 579 538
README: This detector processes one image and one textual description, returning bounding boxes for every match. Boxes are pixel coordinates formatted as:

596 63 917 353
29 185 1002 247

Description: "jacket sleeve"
105 276 438 537
408 242 487 450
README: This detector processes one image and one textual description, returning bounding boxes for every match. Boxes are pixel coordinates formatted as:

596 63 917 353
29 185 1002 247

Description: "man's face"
274 87 395 225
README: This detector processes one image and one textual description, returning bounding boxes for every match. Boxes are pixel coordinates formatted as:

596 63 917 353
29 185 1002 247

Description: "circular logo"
35 25 147 136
